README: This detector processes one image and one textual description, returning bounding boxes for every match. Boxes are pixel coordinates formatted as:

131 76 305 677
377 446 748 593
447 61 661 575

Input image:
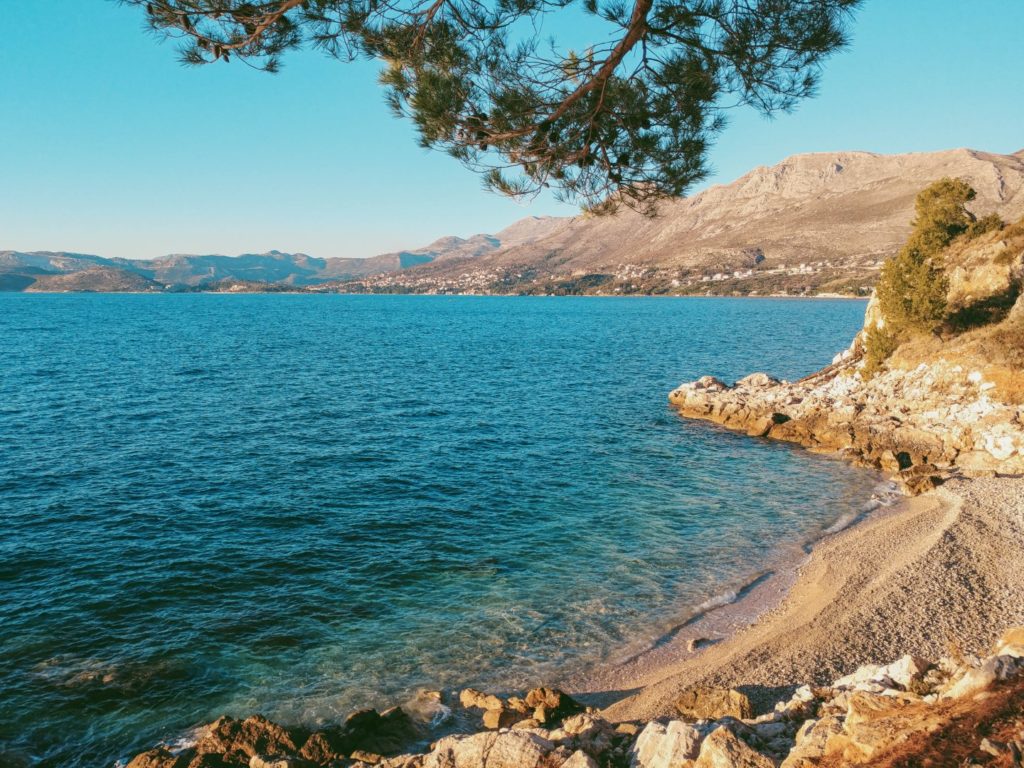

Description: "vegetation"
865 178 980 373
862 324 900 378
967 212 1004 240
865 179 1024 379
125 0 860 212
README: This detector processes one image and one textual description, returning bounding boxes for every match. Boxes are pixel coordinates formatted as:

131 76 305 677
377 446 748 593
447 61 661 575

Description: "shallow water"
0 294 881 767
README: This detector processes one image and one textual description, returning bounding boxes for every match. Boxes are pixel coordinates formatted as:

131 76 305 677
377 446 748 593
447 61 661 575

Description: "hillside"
0 218 563 292
335 148 1024 296
4 148 1023 294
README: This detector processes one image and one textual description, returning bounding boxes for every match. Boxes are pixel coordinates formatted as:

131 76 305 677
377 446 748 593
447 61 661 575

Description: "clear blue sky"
1 1 1022 260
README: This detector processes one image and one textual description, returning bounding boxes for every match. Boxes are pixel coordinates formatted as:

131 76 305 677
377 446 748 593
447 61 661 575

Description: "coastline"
6 290 870 300
564 472 901 705
585 474 1024 722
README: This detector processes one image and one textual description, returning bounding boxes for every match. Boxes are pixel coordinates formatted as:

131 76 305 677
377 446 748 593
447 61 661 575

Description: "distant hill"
5 148 1023 295
0 217 562 292
330 148 1024 296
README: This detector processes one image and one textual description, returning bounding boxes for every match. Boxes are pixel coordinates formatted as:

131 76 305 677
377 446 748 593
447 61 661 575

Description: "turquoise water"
0 295 881 767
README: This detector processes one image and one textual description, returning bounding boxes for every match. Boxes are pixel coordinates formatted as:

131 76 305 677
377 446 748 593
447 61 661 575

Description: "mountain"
0 217 562 292
333 148 1024 296
5 148 1023 294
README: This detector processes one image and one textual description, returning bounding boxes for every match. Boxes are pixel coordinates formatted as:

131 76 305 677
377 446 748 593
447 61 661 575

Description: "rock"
127 749 193 768
378 755 426 768
878 654 931 689
994 626 1024 658
943 655 1024 698
249 756 315 768
558 714 616 755
351 750 384 763
423 730 555 768
675 687 752 721
298 732 344 764
194 716 301 760
511 719 541 731
897 464 945 495
737 373 780 389
482 709 519 730
505 697 530 714
559 750 598 768
459 690 504 711
779 716 844 768
693 727 774 768
524 688 583 725
630 720 706 768
818 691 948 763
686 638 712 653
188 755 243 768
405 690 452 728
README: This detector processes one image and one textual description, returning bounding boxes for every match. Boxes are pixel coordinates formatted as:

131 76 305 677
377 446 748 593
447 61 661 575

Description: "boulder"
506 697 531 714
943 655 1024 699
248 756 315 768
878 655 931 690
194 716 301 761
629 720 706 768
994 626 1024 658
559 751 598 768
524 688 583 725
558 714 615 755
736 373 780 389
188 754 245 768
460 690 504 711
482 709 519 730
675 688 752 721
693 727 774 768
779 717 844 768
423 730 555 768
127 748 192 768
342 707 418 756
298 732 345 764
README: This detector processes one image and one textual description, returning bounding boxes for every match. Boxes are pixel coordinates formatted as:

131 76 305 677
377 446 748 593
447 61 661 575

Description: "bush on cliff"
862 324 901 378
866 177 981 372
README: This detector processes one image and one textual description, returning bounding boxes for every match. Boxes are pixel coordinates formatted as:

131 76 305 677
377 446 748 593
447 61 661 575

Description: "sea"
0 294 885 767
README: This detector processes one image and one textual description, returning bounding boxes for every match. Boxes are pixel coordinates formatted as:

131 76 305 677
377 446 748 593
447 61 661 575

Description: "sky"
1 1 1022 260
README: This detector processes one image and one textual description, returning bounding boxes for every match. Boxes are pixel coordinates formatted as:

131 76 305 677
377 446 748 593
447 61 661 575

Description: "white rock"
693 726 774 768
630 720 706 768
943 655 1024 699
559 750 598 768
424 731 554 768
878 655 931 689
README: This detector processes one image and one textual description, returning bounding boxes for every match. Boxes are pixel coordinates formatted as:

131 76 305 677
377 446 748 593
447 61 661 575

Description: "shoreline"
564 474 902 707
5 290 870 300
589 474 1024 723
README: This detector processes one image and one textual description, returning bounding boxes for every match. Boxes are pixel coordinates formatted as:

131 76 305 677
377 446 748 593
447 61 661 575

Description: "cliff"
669 217 1024 492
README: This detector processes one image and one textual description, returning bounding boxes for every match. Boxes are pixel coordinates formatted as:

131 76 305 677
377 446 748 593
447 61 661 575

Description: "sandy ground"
583 476 1024 721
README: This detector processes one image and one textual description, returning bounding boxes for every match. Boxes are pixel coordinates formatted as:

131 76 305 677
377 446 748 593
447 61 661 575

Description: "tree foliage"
124 0 861 212
866 177 980 374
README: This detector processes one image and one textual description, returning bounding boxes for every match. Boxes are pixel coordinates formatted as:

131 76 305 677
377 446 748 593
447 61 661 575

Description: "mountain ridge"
5 148 1023 294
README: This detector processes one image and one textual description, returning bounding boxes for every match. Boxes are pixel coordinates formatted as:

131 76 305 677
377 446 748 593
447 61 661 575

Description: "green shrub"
863 324 901 378
908 177 977 253
966 212 1004 239
874 176 976 336
876 243 950 332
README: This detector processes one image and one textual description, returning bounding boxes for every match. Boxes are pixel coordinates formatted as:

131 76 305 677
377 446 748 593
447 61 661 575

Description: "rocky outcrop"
669 356 1024 492
669 224 1024 490
122 629 1024 767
